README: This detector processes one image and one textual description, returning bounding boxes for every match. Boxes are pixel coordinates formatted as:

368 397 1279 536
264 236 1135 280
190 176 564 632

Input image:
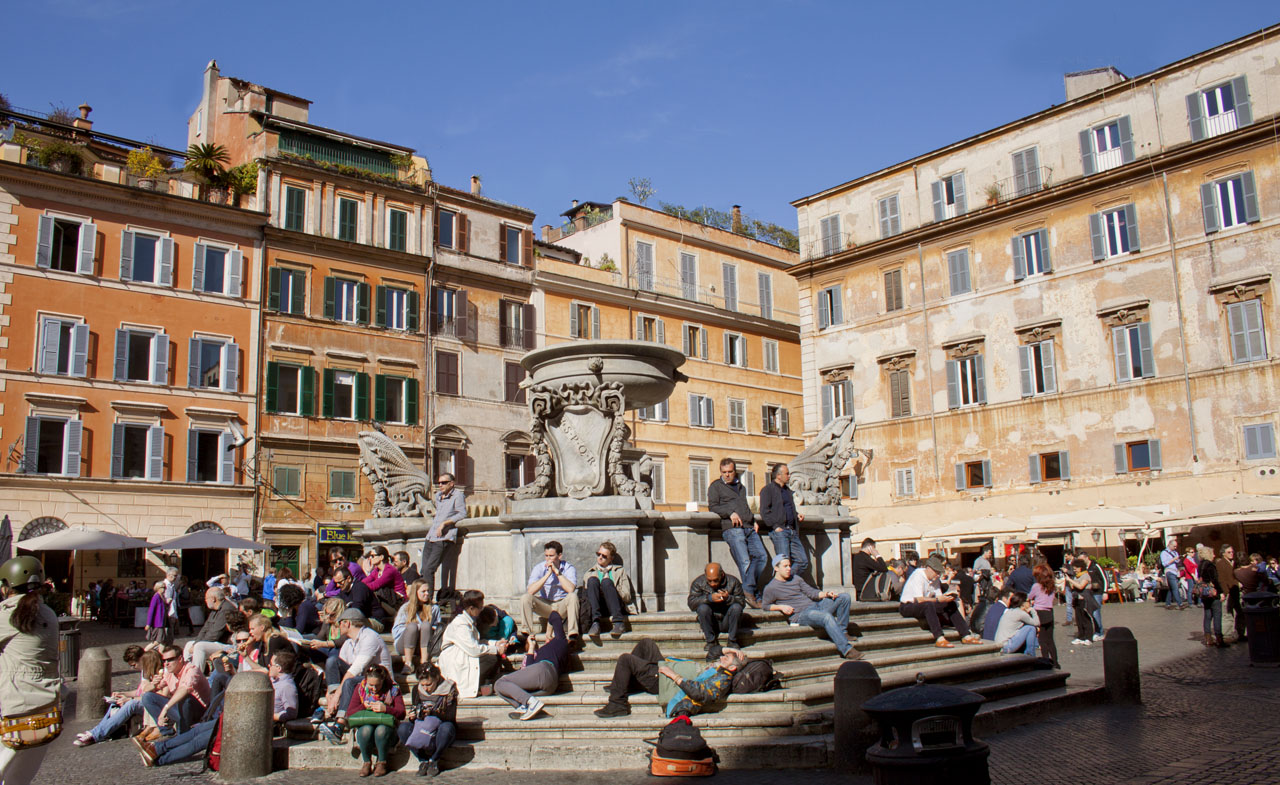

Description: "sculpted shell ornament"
357 430 435 518
786 416 872 506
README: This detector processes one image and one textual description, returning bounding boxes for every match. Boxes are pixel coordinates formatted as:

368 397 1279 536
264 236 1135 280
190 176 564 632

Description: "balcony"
1095 146 1124 172
1205 109 1239 139
801 231 853 262
276 130 401 177
985 166 1054 204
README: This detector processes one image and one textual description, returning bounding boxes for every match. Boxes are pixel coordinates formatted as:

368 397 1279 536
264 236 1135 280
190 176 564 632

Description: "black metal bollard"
833 659 881 773
1103 626 1141 704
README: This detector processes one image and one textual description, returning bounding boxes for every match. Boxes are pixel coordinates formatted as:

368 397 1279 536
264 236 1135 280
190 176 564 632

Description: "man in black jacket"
852 538 890 600
184 587 237 672
333 566 386 631
707 458 767 608
760 464 809 579
395 551 421 587
688 563 745 660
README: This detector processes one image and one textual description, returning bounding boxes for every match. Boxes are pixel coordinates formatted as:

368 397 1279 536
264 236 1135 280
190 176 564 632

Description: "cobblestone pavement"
31 603 1278 784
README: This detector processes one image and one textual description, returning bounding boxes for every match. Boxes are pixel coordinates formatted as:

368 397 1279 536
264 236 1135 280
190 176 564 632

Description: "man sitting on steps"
899 555 985 648
688 562 745 660
593 638 745 718
760 554 862 660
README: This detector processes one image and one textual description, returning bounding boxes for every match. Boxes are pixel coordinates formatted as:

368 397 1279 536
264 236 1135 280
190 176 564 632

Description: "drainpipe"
916 242 941 482
1160 171 1198 461
424 184 438 476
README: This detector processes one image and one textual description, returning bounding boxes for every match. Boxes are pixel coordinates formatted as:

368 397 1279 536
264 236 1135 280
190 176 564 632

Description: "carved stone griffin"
787 416 871 506
357 430 435 518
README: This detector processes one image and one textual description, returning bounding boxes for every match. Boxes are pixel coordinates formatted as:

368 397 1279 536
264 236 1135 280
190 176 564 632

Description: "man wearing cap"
759 554 862 660
899 555 985 648
320 609 394 728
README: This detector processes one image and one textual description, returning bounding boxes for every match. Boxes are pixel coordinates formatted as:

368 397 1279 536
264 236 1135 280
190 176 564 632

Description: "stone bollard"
1103 626 1141 704
220 671 274 781
833 659 882 773
76 647 113 722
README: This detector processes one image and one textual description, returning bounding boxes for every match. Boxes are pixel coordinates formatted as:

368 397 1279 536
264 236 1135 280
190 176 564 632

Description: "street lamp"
1091 529 1102 546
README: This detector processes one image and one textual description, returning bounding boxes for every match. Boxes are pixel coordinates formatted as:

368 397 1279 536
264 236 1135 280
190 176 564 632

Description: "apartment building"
790 25 1280 562
543 199 806 508
0 106 266 588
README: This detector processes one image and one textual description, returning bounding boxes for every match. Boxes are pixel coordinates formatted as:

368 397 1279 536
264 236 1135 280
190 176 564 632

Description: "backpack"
293 663 324 719
203 713 224 772
649 716 717 776
859 571 894 602
731 659 780 694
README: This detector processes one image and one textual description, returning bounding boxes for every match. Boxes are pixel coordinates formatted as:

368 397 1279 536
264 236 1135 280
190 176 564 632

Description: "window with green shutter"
388 208 408 252
329 469 357 498
284 186 307 231
273 466 302 497
337 198 360 242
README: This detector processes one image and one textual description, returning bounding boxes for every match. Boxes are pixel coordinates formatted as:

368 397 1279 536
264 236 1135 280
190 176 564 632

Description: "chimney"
731 205 743 233
541 224 554 242
571 199 579 209
470 175 481 196
1063 67 1126 101
73 103 93 131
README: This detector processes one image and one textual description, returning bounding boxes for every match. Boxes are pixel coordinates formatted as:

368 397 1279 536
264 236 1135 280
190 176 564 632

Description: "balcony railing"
1205 110 1239 139
627 272 795 320
801 231 853 262
277 130 400 177
987 165 1054 204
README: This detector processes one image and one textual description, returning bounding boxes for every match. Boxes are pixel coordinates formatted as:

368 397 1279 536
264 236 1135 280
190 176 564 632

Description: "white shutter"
228 250 243 297
148 425 165 481
64 420 83 477
71 323 89 377
78 222 97 274
1028 454 1041 484
119 230 135 280
193 243 207 291
570 304 579 338
36 215 54 268
224 341 240 392
158 237 174 286
38 318 61 374
152 332 168 385
1040 342 1057 394
219 431 235 484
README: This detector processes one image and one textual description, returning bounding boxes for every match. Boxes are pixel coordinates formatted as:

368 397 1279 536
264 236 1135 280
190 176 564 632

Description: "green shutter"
375 285 387 328
355 372 370 420
323 276 335 319
374 374 387 422
301 366 316 416
357 282 371 324
290 271 306 314
407 290 419 332
406 377 419 425
268 268 281 311
322 368 335 418
265 361 279 412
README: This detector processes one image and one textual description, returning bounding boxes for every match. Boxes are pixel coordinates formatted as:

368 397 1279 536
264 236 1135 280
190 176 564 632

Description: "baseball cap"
338 608 367 624
772 553 791 568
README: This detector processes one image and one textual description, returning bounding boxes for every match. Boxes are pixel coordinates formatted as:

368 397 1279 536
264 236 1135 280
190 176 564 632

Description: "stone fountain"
357 340 864 610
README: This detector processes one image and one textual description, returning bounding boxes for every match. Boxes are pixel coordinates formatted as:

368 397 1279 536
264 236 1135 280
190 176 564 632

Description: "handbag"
404 716 441 750
1 703 62 750
347 710 395 728
1201 583 1218 600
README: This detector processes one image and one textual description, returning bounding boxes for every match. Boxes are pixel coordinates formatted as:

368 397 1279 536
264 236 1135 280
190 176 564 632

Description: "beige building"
790 24 1280 564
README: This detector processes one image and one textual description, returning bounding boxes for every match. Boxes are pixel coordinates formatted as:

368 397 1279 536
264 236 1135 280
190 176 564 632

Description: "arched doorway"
18 517 72 590
181 521 227 584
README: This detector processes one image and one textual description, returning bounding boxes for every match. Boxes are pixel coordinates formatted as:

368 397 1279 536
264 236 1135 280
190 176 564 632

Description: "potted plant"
184 142 229 202
984 184 1001 206
126 146 166 189
37 138 85 174
226 161 258 207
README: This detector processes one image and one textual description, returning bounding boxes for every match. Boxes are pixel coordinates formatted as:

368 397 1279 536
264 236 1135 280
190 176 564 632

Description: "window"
435 351 459 396
894 467 915 498
433 447 468 487
37 317 88 377
114 328 167 384
1202 172 1260 233
323 369 368 420
650 460 665 503
680 252 698 300
821 379 853 425
329 469 357 498
505 453 535 490
1080 117 1134 174
504 362 526 404
375 375 418 425
1018 340 1057 396
728 399 746 432
430 287 466 337
500 300 535 349
187 429 233 484
120 230 173 286
22 416 81 476
1227 300 1267 364
688 394 715 428
194 244 242 296
268 268 306 314
283 186 307 232
1244 424 1276 461
931 172 967 221
337 197 360 242
1090 205 1139 261
1029 451 1071 483
325 277 367 324
1113 322 1155 382
273 466 302 497
188 337 239 391
882 269 904 313
570 303 600 340
376 286 418 332
761 404 789 436
741 468 756 497
387 208 408 252
947 249 971 296
946 354 986 408
758 273 773 319
817 285 843 329
840 475 858 499
955 460 992 490
437 210 456 249
722 263 738 311
1013 229 1051 280
636 315 664 343
889 368 911 418
35 216 94 274
819 214 842 255
635 241 655 291
1189 77 1252 141
763 339 779 373
637 400 669 422
724 333 747 367
266 362 315 416
690 463 709 505
501 225 523 265
877 195 901 239
1115 439 1162 473
1012 147 1042 197
683 325 709 359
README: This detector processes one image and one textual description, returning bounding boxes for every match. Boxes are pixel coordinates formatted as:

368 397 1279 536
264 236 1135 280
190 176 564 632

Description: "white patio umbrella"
16 525 157 595
1028 506 1161 530
922 515 1032 545
154 530 269 551
1164 493 1280 523
852 522 929 544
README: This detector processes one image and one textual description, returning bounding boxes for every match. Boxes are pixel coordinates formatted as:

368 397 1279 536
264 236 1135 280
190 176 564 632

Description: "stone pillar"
76 648 113 722
832 660 881 773
1103 627 1141 704
220 671 274 780
656 512 715 610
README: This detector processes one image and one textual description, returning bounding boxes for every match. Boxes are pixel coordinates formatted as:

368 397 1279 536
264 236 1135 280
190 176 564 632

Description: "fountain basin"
520 340 687 409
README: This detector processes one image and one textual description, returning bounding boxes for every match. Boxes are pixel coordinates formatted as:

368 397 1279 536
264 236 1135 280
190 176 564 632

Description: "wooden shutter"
522 303 536 349
114 329 128 380
946 360 960 409
1114 443 1127 474
148 425 164 481
374 374 387 422
36 215 54 268
78 222 96 274
704 398 714 428
290 270 306 314
454 449 469 487
455 290 469 339
974 356 986 404
71 323 89 378
355 372 370 420
723 332 731 364
187 338 202 387
821 384 834 426
407 289 420 332
64 419 83 477
1148 439 1163 471
267 268 282 311
228 250 243 297
119 230 134 280
1037 229 1052 273
433 208 441 247
158 238 174 286
1040 341 1057 393
1241 172 1260 224
1231 76 1252 126
375 285 387 327
981 459 992 487
1186 92 1206 142
1012 234 1027 281
780 408 789 436
219 431 234 484
357 282 371 324
1089 214 1106 261
193 243 207 291
890 370 903 417
152 332 168 385
38 319 61 374
954 463 966 491
186 430 199 481
953 173 966 214
322 368 335 418
761 405 770 433
841 379 853 419
23 417 39 473
1243 300 1266 361
931 180 945 222
830 286 843 324
1117 116 1135 163
592 306 601 339
656 319 665 345
1113 326 1131 382
1136 322 1155 378
111 423 126 478
265 361 279 412
1018 345 1034 397
570 303 579 339
301 366 316 416
457 214 469 253
1123 204 1140 252
700 327 708 360
817 290 831 329
522 229 534 267
323 276 336 319
499 226 508 263
499 300 511 347
405 377 419 425
688 393 698 426
1079 128 1097 176
1028 454 1041 484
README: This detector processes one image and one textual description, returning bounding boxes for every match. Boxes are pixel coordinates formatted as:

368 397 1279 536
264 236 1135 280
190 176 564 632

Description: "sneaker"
843 648 864 660
310 707 326 724
138 740 157 767
74 732 96 747
610 622 626 638
520 697 545 720
427 760 440 777
418 762 430 777
587 621 602 637
1092 634 1105 642
594 703 630 718
317 721 344 745
1070 639 1092 646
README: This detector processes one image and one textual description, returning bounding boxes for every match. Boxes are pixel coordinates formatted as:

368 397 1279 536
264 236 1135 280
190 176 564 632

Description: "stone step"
972 683 1106 736
576 614 927 649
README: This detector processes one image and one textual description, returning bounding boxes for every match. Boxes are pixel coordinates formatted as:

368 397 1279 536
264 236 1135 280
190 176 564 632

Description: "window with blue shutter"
635 242 655 291
1226 300 1267 364
1094 205 1137 259
1013 229 1051 281
1189 77 1251 141
949 354 985 407
817 285 843 329
1113 322 1155 382
722 264 738 311
1203 172 1260 234
1018 340 1057 397
947 249 971 296
758 272 773 319
819 214 842 255
1117 439 1161 473
38 317 85 377
1012 148 1041 197
1244 424 1276 461
877 196 901 239
932 173 966 221
680 253 698 300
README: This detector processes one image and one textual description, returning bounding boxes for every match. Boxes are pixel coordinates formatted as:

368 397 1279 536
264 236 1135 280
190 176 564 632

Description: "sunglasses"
597 553 610 559
235 637 250 644
162 656 180 662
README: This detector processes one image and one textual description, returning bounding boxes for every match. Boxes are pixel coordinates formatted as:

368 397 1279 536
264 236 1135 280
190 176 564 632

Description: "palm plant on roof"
184 142 230 201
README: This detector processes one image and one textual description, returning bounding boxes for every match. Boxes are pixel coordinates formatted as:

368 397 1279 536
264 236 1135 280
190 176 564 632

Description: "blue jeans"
723 526 768 599
1064 585 1074 623
140 691 203 735
1164 572 1183 607
154 718 218 765
1001 625 1039 656
397 719 457 762
1090 592 1105 635
90 698 140 742
793 595 852 656
769 528 809 578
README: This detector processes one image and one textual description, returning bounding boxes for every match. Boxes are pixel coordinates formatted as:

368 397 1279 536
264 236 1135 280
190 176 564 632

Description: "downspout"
1160 171 1198 461
916 242 941 481
424 184 438 477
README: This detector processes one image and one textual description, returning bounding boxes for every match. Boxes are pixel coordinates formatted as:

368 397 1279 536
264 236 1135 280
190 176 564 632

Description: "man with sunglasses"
421 473 467 600
324 547 364 598
583 541 634 638
140 645 210 735
707 458 767 608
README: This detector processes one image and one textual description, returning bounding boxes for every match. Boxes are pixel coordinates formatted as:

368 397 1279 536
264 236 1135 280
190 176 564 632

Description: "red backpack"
204 714 224 772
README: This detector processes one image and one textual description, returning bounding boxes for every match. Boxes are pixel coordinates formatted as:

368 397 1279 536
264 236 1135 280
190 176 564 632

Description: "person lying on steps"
593 638 745 718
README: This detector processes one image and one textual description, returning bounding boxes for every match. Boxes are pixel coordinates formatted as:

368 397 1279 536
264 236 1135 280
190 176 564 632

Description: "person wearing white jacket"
439 590 511 698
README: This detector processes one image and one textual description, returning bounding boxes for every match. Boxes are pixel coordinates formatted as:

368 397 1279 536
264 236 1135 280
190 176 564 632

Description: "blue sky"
4 2 1276 232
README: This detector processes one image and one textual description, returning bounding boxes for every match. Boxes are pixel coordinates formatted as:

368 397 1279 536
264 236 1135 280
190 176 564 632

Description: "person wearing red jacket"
345 664 406 777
